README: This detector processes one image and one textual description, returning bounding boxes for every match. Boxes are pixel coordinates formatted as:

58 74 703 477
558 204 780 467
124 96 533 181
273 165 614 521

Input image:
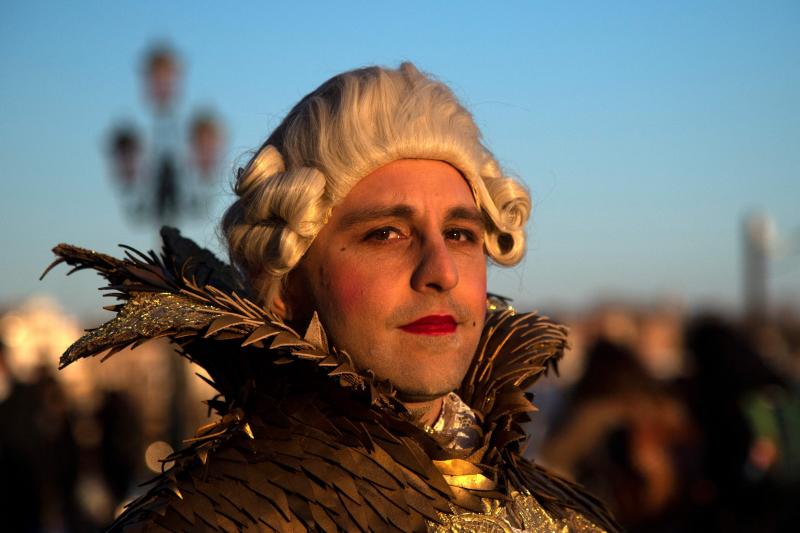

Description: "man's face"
285 159 487 400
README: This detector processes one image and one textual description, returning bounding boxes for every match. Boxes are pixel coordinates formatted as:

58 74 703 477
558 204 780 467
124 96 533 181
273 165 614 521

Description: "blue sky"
1 1 798 318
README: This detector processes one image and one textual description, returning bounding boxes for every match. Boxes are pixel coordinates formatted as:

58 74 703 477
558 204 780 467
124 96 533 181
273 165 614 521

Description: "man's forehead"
371 183 479 207
335 202 484 230
329 159 482 224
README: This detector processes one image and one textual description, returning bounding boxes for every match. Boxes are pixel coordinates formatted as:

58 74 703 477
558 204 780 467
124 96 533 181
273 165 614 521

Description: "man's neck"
402 395 444 427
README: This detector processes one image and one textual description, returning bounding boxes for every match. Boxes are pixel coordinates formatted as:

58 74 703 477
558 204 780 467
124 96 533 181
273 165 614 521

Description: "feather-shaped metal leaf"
241 324 280 346
205 315 248 337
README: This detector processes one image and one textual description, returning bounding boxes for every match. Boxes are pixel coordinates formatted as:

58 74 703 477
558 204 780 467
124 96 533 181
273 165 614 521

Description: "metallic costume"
47 228 619 532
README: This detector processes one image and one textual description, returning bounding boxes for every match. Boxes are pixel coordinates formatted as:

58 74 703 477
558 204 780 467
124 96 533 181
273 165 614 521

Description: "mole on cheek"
339 247 346 252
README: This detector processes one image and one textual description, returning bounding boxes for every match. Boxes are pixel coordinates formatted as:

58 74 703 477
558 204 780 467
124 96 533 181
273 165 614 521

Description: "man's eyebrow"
445 206 485 228
336 205 415 230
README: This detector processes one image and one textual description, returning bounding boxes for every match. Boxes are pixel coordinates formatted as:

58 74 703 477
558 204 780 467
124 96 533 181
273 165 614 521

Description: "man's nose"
410 235 459 293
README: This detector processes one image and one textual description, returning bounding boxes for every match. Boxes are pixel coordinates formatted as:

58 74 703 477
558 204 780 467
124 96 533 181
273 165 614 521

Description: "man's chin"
393 375 463 403
395 389 451 403
387 359 472 403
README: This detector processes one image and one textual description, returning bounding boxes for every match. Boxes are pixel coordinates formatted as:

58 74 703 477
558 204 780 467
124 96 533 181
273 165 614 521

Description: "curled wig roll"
222 62 531 306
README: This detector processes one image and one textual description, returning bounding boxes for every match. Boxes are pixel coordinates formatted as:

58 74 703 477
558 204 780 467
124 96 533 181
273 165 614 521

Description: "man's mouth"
399 315 457 335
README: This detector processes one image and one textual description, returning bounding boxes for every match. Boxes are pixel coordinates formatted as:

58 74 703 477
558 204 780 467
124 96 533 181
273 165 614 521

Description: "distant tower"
743 212 775 319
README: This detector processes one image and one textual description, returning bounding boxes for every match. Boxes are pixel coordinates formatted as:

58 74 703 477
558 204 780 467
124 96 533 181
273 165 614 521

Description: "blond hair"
222 62 531 306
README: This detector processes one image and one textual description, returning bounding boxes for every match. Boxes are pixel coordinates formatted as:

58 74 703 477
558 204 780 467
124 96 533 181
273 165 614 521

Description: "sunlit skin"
277 159 488 426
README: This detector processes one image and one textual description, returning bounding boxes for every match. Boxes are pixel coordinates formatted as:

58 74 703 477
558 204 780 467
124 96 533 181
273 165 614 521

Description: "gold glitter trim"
429 491 606 533
61 291 219 366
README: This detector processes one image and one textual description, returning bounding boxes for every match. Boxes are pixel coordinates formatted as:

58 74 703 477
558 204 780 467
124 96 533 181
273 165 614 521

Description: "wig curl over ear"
222 62 531 307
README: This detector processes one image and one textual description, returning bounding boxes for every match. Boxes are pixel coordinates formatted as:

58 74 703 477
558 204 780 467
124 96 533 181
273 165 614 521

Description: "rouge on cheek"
328 271 369 315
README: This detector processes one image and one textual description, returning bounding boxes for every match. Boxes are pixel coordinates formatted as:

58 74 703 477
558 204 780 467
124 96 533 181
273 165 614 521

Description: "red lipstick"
399 315 457 335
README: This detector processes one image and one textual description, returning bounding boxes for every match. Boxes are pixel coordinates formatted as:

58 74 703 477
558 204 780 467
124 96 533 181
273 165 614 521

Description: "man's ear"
270 289 292 321
270 270 312 325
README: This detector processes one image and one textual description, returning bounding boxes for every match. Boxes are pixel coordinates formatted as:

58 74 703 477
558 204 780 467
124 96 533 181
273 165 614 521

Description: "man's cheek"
327 269 376 316
465 263 488 303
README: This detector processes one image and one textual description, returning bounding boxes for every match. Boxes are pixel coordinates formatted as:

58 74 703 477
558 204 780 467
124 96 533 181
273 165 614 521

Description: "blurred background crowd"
529 303 800 532
2 297 799 531
1 2 798 531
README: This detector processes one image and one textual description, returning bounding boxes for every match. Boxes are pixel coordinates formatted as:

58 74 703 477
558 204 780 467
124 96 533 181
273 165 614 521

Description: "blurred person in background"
0 337 42 532
679 314 800 532
0 340 84 531
540 339 694 532
96 390 145 515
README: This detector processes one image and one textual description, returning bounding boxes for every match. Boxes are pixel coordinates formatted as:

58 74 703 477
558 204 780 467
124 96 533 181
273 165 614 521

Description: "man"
49 63 618 531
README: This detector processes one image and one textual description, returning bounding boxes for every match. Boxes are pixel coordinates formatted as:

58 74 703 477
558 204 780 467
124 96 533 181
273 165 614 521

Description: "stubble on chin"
396 388 452 404
390 343 475 402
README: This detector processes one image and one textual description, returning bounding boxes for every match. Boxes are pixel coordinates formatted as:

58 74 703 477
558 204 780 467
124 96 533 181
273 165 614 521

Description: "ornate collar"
45 227 619 531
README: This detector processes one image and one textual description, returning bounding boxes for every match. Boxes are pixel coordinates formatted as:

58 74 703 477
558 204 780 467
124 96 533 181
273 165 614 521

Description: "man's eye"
365 227 404 241
445 228 477 242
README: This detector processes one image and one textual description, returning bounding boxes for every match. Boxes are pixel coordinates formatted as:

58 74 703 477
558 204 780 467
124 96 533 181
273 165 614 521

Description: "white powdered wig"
222 62 531 307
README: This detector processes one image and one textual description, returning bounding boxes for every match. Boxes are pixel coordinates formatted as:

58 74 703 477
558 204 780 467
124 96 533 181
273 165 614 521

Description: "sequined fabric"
61 291 217 366
428 392 481 451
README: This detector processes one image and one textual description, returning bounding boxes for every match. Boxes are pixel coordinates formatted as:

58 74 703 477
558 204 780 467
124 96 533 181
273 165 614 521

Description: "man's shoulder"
110 406 450 532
